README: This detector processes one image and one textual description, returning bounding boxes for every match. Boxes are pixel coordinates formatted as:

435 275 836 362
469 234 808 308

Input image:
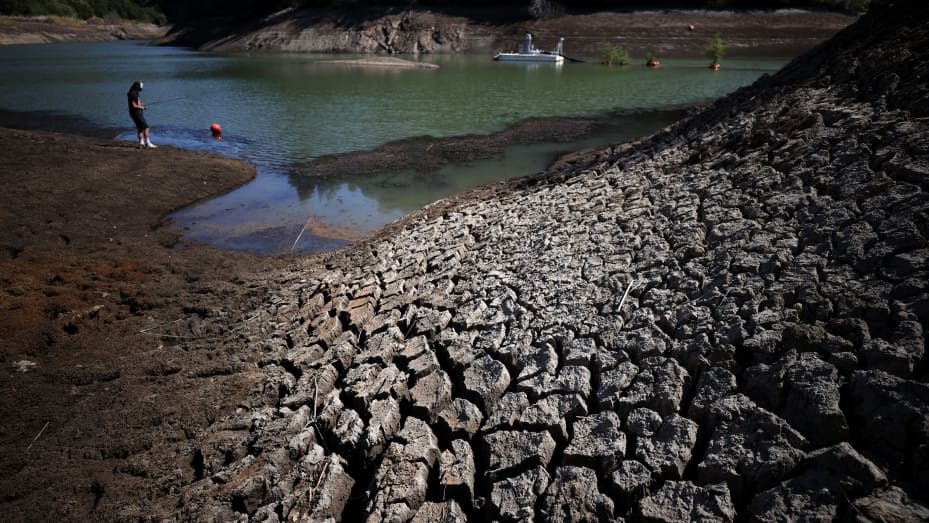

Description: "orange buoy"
210 123 222 134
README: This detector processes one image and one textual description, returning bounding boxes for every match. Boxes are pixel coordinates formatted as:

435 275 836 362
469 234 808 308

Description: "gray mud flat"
170 3 929 521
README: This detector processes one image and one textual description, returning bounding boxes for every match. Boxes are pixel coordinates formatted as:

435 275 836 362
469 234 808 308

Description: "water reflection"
163 109 686 256
0 41 787 255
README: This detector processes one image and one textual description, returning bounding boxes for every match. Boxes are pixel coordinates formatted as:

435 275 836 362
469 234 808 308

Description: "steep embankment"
156 7 855 59
0 16 165 45
145 2 925 521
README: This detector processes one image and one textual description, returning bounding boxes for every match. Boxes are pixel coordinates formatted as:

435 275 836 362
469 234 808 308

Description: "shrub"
705 32 727 65
597 41 631 66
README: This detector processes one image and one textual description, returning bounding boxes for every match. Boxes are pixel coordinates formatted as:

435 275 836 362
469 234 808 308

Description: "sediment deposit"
161 3 929 521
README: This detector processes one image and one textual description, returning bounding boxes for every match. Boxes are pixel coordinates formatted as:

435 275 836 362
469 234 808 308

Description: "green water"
0 41 786 254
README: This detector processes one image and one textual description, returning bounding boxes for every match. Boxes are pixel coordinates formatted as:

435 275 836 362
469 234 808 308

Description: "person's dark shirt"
128 90 142 113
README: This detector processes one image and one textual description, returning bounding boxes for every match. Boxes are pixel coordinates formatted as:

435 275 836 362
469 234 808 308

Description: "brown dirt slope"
0 129 292 520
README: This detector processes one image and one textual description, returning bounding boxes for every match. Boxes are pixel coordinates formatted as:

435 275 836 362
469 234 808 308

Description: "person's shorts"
130 110 148 132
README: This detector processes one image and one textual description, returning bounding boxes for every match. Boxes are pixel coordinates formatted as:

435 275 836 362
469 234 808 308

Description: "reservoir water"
0 40 786 254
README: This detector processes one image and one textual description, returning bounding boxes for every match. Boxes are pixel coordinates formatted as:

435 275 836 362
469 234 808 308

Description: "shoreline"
0 128 294 519
0 104 692 254
1 8 856 61
157 7 856 59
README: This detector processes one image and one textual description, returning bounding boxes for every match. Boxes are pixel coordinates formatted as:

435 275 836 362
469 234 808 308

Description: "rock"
613 327 670 362
539 466 615 522
805 442 886 497
407 350 440 378
285 454 354 522
850 486 929 523
488 466 550 521
635 413 699 479
393 334 431 366
625 407 663 438
563 411 626 474
364 417 439 522
613 356 689 417
461 355 511 411
637 481 735 522
746 473 841 522
441 338 482 373
451 299 489 329
689 366 738 420
596 360 639 411
438 440 475 508
408 369 452 422
482 430 557 481
699 394 808 499
847 370 929 484
436 398 484 440
564 337 600 367
344 363 409 410
781 323 854 355
363 397 402 460
780 354 849 446
860 337 919 378
741 356 794 412
517 364 592 400
332 407 364 452
410 307 452 336
515 343 559 382
517 393 587 442
609 459 655 506
410 500 467 523
481 391 530 433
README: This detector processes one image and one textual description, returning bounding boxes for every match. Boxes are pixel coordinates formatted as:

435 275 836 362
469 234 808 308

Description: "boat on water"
494 34 565 63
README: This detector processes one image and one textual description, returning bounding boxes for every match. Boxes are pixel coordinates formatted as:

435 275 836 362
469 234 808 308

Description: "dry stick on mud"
291 215 314 254
139 318 184 334
26 421 50 452
310 460 330 503
617 279 642 327
303 376 329 453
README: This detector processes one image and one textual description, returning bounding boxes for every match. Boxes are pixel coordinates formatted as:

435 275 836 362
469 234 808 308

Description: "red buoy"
210 123 223 140
688 24 695 31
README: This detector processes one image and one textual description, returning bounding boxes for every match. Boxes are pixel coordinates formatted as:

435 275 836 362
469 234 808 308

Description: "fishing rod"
145 97 187 106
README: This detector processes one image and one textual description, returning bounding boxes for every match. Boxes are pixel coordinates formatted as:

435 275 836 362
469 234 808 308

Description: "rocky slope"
151 2 927 521
156 7 855 59
0 16 165 45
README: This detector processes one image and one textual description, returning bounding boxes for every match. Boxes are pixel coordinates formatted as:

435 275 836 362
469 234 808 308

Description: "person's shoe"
146 142 158 148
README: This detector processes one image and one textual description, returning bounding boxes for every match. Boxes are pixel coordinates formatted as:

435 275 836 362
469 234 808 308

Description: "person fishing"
127 81 156 148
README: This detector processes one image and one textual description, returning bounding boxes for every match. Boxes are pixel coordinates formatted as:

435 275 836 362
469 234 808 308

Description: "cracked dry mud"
155 4 929 522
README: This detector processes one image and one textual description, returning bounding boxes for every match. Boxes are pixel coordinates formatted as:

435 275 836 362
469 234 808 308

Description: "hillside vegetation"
0 0 165 23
